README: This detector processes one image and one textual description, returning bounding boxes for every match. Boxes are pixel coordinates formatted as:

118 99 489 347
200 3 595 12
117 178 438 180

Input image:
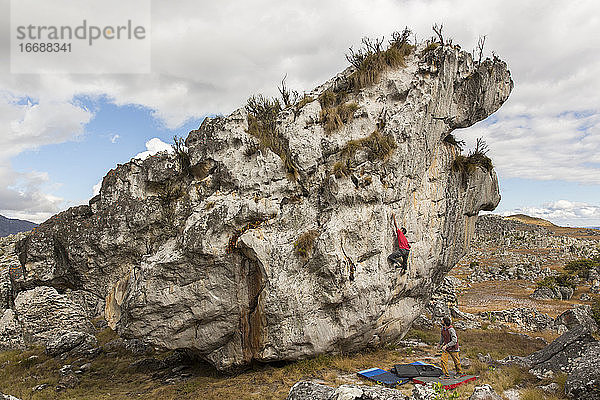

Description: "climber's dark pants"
388 249 409 270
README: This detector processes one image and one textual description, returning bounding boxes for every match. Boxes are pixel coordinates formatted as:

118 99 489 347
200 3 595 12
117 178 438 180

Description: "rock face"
565 342 600 400
555 304 598 333
45 331 98 358
11 44 512 370
525 326 596 377
0 286 95 349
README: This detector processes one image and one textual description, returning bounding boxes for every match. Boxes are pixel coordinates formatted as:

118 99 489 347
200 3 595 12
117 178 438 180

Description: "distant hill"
505 214 557 227
0 215 37 237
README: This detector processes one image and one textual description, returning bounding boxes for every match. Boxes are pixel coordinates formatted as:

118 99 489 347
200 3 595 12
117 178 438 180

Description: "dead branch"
433 23 444 46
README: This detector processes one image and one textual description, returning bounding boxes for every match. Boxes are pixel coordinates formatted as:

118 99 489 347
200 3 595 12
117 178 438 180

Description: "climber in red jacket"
388 213 410 273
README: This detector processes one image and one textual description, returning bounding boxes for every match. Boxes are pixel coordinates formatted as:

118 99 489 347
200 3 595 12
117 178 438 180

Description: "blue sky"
10 97 202 207
1 0 600 226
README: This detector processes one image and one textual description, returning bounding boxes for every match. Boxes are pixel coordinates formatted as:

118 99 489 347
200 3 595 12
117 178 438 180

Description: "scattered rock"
0 309 24 350
525 325 595 376
0 394 22 400
496 355 529 368
538 382 559 394
45 331 98 358
398 339 428 348
459 214 600 284
129 357 166 373
32 384 49 392
0 286 94 350
564 342 600 400
530 285 573 301
461 357 472 370
502 388 520 400
427 300 450 319
477 353 493 364
529 286 554 300
102 337 152 355
411 384 437 400
468 384 502 400
123 338 152 355
580 293 592 301
412 315 434 330
286 381 334 400
78 362 92 372
478 307 554 331
56 364 79 391
286 381 408 400
56 373 79 391
59 364 72 376
554 304 598 333
454 319 482 330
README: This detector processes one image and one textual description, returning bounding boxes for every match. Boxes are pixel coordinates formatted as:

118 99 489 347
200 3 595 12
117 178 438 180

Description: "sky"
0 0 599 227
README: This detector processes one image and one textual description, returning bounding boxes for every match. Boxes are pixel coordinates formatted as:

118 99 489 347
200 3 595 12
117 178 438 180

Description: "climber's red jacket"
396 229 410 250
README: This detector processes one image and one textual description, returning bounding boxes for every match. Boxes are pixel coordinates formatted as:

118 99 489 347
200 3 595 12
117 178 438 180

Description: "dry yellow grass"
0 325 569 399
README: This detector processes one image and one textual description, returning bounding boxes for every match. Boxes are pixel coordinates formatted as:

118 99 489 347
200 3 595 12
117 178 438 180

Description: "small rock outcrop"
554 304 598 333
7 43 512 370
530 285 573 301
525 325 596 377
565 342 600 400
478 307 555 332
45 331 98 358
286 381 407 400
468 384 502 400
0 393 22 400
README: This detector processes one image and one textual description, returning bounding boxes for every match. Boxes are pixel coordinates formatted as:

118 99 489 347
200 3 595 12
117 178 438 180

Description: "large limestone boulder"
13 44 512 370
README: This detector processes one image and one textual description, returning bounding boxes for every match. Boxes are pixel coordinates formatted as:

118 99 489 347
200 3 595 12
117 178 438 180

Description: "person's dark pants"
388 249 409 271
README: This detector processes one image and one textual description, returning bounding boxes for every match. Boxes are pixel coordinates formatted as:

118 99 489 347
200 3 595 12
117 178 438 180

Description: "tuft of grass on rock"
331 129 396 178
421 42 440 55
294 230 320 260
296 95 314 109
320 102 359 134
246 95 299 180
452 137 493 174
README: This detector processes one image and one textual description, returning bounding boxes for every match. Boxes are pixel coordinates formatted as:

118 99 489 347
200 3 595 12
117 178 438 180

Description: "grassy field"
0 326 568 400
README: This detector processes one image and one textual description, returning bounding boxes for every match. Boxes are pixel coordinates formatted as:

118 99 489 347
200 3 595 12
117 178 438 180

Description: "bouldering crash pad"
356 368 410 386
412 373 478 390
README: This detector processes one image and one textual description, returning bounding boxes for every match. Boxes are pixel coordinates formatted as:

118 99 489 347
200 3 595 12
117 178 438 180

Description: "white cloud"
133 138 174 160
1 0 600 219
92 180 102 196
0 93 92 223
0 167 64 223
459 112 600 184
110 134 120 143
501 200 600 227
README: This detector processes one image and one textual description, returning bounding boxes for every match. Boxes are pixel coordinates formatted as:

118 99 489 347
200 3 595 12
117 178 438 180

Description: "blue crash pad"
357 367 410 386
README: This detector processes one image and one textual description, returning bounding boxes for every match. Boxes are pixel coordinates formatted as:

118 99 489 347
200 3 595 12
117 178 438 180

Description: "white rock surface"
12 44 512 370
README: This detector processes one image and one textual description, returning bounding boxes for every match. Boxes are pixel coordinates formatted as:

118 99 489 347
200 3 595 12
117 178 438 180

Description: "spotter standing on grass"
439 316 463 377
